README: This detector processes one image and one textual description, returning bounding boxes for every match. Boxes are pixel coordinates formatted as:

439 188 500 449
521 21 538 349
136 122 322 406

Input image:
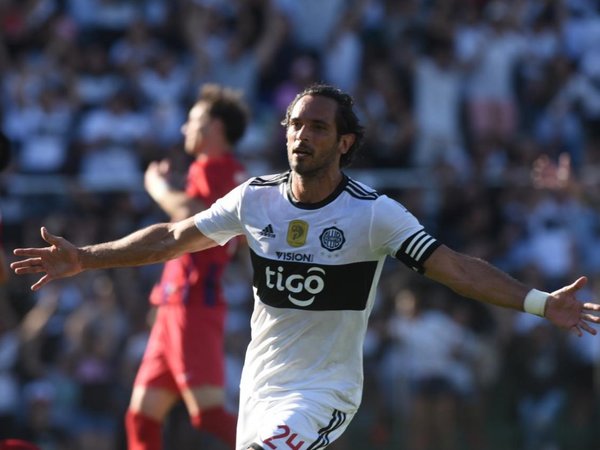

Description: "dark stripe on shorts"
306 409 347 450
248 444 264 450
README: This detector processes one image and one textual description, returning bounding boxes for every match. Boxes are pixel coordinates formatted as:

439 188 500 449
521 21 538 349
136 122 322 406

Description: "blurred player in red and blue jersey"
126 84 248 450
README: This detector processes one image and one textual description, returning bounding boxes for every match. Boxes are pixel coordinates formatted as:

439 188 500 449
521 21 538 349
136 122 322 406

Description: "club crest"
320 227 345 252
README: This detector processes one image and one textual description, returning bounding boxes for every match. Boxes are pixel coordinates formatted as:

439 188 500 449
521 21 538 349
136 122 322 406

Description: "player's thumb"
40 227 61 246
565 276 588 294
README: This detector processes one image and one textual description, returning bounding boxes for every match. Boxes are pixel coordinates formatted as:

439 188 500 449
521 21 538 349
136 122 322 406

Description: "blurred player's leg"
126 386 178 450
125 411 161 450
190 406 237 448
183 386 237 448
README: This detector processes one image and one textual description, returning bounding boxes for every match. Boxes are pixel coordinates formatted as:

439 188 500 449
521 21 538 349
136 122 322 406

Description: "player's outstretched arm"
12 217 217 291
423 245 600 336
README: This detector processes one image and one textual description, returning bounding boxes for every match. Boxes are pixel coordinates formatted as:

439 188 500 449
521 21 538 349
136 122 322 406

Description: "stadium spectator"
108 19 163 76
459 1 528 142
76 90 151 191
274 0 347 53
73 43 126 109
0 311 19 438
135 47 192 107
0 132 18 438
3 85 76 175
182 0 286 109
322 6 364 94
18 379 73 448
386 287 483 450
506 321 569 450
410 36 470 176
65 273 128 450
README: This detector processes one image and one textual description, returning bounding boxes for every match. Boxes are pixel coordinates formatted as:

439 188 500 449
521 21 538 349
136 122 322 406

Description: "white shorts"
236 393 354 450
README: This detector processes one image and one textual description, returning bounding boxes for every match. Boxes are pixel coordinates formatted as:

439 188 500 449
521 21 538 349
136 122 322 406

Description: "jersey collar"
285 171 348 210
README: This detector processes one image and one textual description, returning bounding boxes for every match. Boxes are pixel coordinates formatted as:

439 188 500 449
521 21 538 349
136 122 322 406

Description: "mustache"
292 143 313 153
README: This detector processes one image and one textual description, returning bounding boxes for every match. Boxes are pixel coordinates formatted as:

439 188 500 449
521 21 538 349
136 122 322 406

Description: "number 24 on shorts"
263 425 305 450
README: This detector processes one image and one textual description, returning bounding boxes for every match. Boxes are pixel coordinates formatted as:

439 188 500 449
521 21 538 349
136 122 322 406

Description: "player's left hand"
545 276 600 336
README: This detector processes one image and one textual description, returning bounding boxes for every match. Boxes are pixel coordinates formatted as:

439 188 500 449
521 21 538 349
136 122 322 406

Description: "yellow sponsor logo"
287 220 308 247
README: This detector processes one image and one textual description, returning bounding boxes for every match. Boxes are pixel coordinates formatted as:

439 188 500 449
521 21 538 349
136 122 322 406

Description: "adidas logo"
259 224 276 238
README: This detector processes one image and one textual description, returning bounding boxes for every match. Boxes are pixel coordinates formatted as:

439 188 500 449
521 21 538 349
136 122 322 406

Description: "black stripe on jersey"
307 410 347 450
250 172 289 186
250 250 378 311
395 229 440 274
344 178 379 200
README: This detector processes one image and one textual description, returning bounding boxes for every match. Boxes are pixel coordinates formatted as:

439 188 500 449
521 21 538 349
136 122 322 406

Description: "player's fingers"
10 258 43 270
582 302 600 312
582 312 600 324
12 265 47 275
571 325 583 337
13 248 48 257
579 321 597 336
31 274 50 291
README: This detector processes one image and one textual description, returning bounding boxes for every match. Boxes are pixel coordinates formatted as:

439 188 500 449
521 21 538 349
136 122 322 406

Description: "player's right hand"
11 227 82 291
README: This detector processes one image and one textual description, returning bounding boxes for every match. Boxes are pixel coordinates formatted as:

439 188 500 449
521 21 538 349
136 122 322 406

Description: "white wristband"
523 289 549 317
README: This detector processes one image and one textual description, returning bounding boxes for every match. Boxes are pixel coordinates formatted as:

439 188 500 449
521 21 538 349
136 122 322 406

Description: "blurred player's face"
286 95 350 177
181 102 220 156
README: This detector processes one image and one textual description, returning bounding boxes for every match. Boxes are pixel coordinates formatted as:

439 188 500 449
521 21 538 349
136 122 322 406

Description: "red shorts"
134 302 226 392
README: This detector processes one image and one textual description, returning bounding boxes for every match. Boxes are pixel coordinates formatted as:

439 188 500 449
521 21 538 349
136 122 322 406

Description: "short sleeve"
370 195 440 273
194 182 247 246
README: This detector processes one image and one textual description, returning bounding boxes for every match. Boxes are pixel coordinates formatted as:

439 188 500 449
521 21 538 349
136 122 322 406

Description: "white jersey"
194 171 439 413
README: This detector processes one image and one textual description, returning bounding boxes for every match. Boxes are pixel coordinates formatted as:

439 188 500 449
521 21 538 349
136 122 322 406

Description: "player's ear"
339 133 355 155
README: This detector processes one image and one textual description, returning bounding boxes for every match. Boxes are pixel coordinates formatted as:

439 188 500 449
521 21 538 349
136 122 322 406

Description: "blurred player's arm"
145 160 205 221
11 218 217 291
424 244 600 335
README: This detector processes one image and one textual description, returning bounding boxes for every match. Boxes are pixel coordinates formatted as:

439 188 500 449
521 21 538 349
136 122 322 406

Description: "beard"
287 142 340 177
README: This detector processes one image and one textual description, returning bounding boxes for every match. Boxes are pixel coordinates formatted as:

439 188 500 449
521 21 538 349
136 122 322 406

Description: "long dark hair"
281 83 365 168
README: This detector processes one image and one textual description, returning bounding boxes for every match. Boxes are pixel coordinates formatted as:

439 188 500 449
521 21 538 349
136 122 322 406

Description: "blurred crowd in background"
1 0 600 449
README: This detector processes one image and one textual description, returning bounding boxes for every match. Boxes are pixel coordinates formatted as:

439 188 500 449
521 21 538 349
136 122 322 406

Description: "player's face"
181 102 219 156
286 95 349 177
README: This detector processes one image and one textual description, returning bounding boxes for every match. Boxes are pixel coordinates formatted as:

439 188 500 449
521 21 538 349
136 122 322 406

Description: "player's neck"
290 170 343 204
196 146 230 160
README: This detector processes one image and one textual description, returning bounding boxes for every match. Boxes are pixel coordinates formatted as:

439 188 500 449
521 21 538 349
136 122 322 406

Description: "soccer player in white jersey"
11 84 600 450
